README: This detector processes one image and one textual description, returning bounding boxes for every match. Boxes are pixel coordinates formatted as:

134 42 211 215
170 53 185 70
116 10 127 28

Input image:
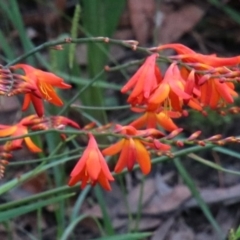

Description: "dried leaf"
128 0 155 44
159 4 206 43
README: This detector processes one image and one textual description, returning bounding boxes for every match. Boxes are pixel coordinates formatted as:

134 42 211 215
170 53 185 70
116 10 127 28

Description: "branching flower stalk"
1 37 240 191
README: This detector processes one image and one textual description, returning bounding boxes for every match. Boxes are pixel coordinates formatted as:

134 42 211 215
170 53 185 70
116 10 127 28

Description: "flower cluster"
120 44 240 132
1 41 240 191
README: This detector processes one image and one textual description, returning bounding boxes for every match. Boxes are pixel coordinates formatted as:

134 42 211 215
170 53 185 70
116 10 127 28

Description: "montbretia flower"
0 116 42 153
121 54 162 105
68 133 114 191
147 63 192 111
158 43 240 67
12 64 71 117
129 107 180 132
199 79 237 108
102 125 153 174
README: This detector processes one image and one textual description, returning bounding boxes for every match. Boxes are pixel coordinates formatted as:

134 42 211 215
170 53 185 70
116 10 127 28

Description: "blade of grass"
0 30 16 61
0 0 35 64
133 176 145 232
70 186 91 221
0 185 74 211
174 157 223 238
45 133 66 237
0 193 74 222
213 147 240 159
80 0 126 123
60 214 105 240
0 152 75 195
69 4 81 69
92 232 152 240
188 153 240 176
94 185 115 236
208 0 240 25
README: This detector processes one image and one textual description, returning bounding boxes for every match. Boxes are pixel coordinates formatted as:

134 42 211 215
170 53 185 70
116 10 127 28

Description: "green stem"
5 37 151 67
72 104 131 111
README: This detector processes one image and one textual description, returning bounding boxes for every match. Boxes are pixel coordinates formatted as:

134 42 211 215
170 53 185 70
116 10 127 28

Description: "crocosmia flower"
102 125 152 174
0 115 42 153
68 133 114 191
147 62 191 111
129 107 179 132
121 54 162 105
12 64 71 117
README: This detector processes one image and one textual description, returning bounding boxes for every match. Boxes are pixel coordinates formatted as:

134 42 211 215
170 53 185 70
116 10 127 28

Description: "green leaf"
93 232 152 240
79 0 126 123
0 193 74 222
94 185 115 235
174 158 224 239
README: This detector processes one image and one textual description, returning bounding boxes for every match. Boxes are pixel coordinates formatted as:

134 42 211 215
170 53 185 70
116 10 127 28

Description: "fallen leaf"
158 4 206 43
128 0 155 44
151 218 175 240
185 184 240 208
119 185 191 216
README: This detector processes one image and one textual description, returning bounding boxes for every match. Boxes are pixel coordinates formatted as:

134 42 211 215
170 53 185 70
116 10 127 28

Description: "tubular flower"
0 115 42 153
157 45 239 109
199 79 237 108
158 43 240 67
121 54 162 105
12 64 71 117
179 65 238 109
102 125 154 174
147 63 192 111
129 106 180 132
68 133 114 191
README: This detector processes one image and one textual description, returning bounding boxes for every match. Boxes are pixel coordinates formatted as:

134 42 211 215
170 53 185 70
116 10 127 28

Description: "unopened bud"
104 65 111 71
166 128 183 139
206 134 222 141
176 140 184 147
182 110 189 117
188 131 201 141
83 122 96 130
197 140 205 146
224 136 237 142
216 140 225 146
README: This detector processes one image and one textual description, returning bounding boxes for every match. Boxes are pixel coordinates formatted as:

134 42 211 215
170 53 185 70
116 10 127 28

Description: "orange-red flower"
102 125 154 174
129 107 179 132
12 64 71 117
68 133 114 191
158 44 239 109
147 63 194 111
121 54 162 105
158 43 240 67
0 115 42 153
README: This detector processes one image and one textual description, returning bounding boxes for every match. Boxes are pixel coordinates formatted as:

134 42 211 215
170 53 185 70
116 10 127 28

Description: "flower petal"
156 112 178 131
134 139 151 174
24 137 42 153
0 126 16 137
102 139 125 156
114 140 129 173
86 151 101 180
